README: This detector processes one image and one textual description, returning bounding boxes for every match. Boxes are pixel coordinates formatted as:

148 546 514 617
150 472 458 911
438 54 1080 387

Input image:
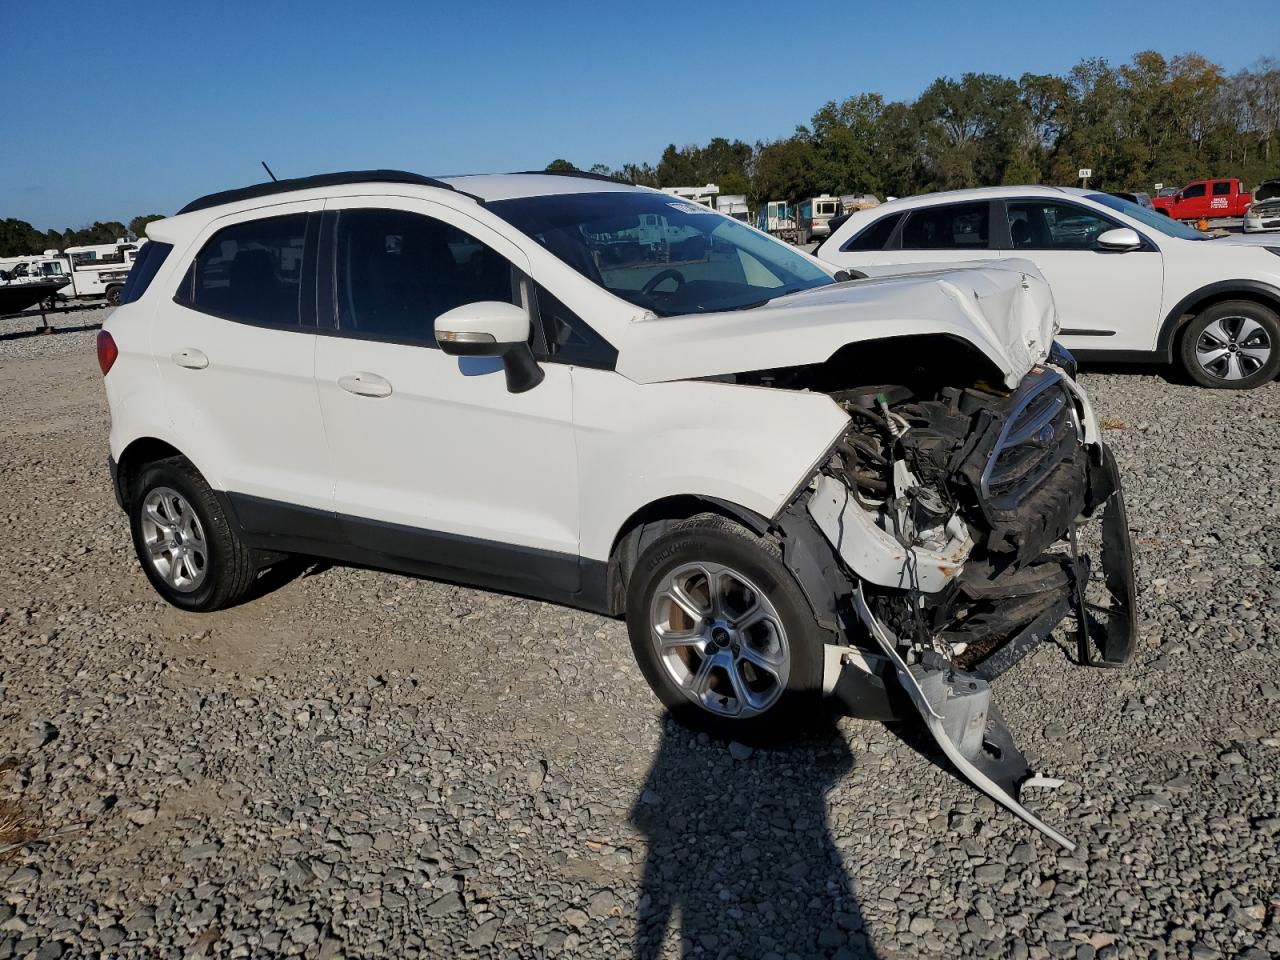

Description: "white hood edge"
614 260 1058 388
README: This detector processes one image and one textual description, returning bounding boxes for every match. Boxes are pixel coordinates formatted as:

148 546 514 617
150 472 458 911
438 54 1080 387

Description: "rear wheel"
625 515 827 741
128 456 257 611
1179 300 1280 389
105 285 124 307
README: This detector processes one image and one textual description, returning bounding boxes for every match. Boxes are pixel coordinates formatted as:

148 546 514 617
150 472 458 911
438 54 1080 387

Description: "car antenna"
261 161 279 182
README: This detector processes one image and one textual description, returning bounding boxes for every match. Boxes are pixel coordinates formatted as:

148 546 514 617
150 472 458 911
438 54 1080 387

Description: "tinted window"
536 285 617 369
335 208 517 346
176 215 306 326
1183 183 1206 199
1006 201 1116 250
842 212 902 252
900 202 990 250
121 241 172 305
1212 181 1231 196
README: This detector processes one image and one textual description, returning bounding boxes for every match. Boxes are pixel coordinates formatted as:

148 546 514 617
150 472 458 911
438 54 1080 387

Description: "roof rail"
512 169 627 184
176 170 462 215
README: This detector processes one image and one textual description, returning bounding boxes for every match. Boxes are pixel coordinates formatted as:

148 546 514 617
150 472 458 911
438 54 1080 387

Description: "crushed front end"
786 356 1135 849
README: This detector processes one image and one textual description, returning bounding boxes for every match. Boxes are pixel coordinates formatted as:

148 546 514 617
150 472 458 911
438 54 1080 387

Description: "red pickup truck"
1152 178 1252 221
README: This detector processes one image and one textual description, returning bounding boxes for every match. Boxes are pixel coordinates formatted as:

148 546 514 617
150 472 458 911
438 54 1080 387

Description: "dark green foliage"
563 51 1280 206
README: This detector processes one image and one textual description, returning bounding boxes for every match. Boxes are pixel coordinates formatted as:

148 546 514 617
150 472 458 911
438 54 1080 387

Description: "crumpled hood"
613 260 1057 388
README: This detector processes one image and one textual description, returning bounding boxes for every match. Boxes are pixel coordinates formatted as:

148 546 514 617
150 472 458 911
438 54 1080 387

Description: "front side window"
334 208 518 346
1086 193 1208 239
1006 201 1116 250
900 202 990 250
843 212 902 252
176 214 306 326
1183 183 1206 199
488 191 832 316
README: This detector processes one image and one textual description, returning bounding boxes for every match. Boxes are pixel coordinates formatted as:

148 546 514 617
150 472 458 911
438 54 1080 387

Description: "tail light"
96 330 119 375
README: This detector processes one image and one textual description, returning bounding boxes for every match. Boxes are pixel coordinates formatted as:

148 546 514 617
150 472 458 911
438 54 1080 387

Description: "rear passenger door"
155 201 332 514
313 197 580 593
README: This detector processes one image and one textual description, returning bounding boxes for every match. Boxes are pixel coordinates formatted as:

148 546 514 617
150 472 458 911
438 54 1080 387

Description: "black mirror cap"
439 337 504 358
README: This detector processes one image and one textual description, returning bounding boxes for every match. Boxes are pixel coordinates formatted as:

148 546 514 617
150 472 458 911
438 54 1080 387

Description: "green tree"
544 159 578 172
129 214 166 240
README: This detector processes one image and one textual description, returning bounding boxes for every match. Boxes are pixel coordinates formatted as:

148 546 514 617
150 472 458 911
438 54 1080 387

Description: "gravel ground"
1 307 1277 959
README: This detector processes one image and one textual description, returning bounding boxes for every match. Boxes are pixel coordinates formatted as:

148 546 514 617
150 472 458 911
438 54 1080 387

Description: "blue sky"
3 0 1275 230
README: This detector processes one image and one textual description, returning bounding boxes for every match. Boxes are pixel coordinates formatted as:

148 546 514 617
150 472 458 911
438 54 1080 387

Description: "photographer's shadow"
630 715 875 959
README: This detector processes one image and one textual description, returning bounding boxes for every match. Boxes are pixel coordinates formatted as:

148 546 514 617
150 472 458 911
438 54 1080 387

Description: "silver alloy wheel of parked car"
139 486 208 592
649 561 791 718
1194 315 1273 382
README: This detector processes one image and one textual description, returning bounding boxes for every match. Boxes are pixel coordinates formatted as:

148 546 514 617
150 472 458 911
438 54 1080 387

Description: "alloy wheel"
140 486 208 592
649 561 790 718
1195 315 1273 381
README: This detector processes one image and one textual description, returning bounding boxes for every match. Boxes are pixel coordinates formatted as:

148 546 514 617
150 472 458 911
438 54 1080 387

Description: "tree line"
0 215 164 259
548 50 1280 206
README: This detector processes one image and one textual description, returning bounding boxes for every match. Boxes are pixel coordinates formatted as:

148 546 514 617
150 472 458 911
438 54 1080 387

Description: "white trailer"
661 184 720 208
714 194 749 221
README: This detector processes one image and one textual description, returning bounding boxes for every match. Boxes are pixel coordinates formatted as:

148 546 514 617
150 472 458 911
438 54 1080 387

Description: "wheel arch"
1157 280 1280 360
602 495 772 616
113 436 188 510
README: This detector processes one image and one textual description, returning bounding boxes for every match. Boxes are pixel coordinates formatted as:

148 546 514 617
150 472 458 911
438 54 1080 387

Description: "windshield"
488 191 834 316
1087 193 1210 240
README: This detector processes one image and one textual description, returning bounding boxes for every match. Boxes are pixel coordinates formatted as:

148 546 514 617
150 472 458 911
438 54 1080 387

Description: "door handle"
338 372 393 398
172 348 209 369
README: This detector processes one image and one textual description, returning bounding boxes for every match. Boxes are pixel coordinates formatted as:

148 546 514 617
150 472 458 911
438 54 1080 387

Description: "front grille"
981 369 1079 510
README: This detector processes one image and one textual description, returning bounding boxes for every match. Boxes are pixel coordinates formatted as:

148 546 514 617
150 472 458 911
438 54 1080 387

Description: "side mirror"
1095 227 1142 252
435 301 544 393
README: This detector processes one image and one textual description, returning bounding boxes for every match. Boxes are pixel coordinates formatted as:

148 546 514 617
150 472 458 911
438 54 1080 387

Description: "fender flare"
1156 279 1280 360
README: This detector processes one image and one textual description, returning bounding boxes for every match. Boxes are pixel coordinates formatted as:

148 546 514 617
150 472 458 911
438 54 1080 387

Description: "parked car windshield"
488 191 834 315
1086 193 1210 240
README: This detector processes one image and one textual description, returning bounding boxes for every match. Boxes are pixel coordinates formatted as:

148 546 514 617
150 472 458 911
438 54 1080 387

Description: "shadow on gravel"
630 716 876 959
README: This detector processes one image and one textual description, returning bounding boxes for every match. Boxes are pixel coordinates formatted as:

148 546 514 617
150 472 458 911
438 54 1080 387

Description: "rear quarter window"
841 212 902 252
119 242 173 305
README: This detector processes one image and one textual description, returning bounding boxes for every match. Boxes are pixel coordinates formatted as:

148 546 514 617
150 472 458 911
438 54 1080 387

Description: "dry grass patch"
0 757 39 860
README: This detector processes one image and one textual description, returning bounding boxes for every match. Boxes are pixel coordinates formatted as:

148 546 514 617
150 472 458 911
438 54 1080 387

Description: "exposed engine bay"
767 352 1136 850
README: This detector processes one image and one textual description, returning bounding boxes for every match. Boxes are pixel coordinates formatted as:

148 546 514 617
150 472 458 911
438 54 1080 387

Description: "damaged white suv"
100 171 1136 848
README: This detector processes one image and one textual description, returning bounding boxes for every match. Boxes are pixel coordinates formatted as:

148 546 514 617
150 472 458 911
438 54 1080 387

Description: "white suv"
101 170 1136 847
816 185 1280 389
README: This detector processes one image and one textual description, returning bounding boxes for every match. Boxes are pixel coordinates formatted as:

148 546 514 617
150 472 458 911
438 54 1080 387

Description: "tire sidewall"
1180 300 1280 389
625 521 826 740
128 461 225 611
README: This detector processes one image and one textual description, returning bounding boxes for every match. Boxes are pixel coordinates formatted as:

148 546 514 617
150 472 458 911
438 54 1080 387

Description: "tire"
105 285 123 307
625 514 828 742
1178 300 1280 389
128 456 257 611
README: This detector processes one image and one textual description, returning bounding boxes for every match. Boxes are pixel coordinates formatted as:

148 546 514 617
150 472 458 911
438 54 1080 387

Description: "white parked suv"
816 185 1280 389
100 170 1137 847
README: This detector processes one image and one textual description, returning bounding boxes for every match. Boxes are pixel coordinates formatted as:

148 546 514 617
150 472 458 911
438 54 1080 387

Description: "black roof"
176 170 460 215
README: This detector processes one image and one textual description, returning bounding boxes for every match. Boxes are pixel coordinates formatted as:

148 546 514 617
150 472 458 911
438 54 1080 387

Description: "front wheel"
625 515 827 741
128 456 258 611
1179 300 1280 389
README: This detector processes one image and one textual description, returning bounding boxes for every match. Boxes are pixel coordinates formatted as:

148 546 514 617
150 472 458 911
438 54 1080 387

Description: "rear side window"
175 214 307 327
842 212 902 252
120 242 172 305
1212 181 1232 196
901 202 990 250
334 208 518 347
